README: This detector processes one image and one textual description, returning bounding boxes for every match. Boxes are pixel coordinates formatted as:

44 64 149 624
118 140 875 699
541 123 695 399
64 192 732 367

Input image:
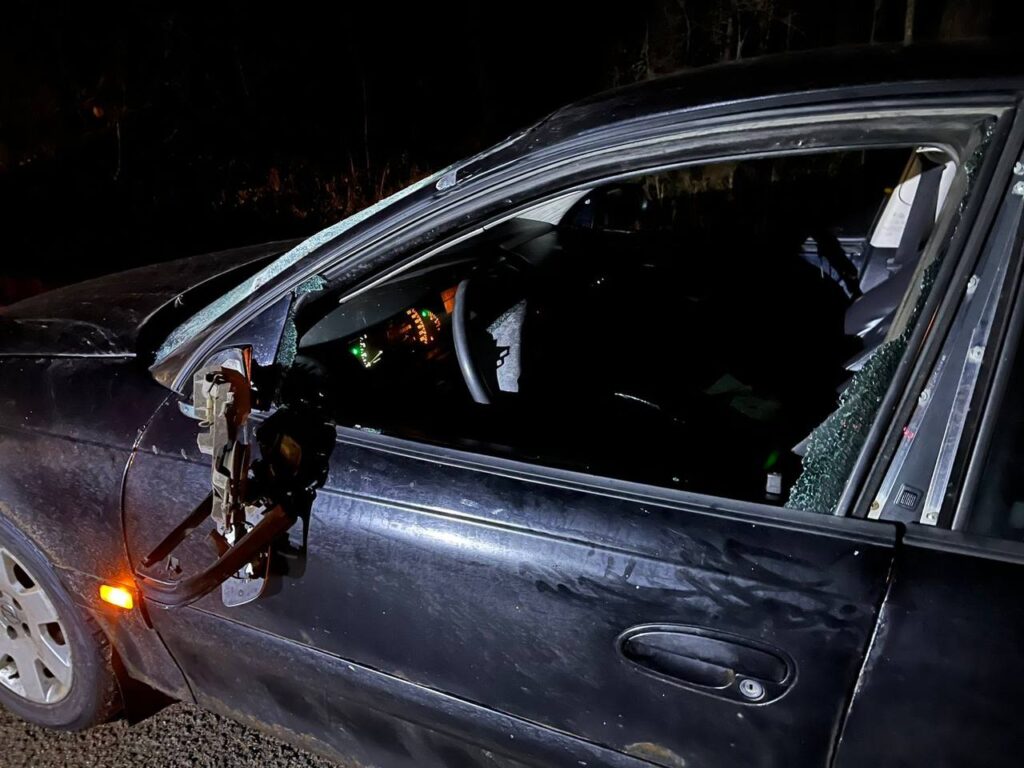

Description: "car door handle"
618 624 793 703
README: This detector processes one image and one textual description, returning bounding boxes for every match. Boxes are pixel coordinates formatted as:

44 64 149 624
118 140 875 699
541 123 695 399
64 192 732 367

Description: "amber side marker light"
99 585 134 610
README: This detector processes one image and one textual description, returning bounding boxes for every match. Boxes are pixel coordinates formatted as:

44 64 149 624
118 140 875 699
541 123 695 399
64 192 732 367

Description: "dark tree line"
0 0 1017 302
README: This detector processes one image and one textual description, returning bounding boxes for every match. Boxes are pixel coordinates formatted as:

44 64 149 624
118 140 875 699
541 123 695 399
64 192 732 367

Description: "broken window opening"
264 145 972 511
153 169 449 365
789 121 995 514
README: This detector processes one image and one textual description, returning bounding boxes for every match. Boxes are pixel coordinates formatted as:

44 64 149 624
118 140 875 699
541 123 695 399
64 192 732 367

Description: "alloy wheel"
0 547 72 704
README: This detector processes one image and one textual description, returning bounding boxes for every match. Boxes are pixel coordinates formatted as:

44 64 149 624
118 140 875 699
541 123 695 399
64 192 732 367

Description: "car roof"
455 42 1022 182
551 42 1020 133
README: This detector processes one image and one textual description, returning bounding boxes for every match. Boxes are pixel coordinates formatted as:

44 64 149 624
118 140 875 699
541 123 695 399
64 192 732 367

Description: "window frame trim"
332 423 899 547
953 265 1024 532
936 162 1024 549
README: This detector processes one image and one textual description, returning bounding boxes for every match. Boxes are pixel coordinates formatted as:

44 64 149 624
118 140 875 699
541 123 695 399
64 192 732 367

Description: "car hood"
0 240 299 358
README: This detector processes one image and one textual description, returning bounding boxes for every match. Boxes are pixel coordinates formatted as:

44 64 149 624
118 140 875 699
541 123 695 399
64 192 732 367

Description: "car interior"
275 147 960 507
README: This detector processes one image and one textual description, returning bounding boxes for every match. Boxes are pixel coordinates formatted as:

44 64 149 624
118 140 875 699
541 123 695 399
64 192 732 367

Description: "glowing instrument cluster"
393 308 442 346
348 334 383 369
345 303 446 370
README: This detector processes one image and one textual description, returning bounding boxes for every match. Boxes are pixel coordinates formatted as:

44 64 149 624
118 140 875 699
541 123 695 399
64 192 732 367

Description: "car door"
834 147 1024 768
124 369 896 768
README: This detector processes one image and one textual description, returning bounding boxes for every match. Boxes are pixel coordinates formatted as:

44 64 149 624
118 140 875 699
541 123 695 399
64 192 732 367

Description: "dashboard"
291 219 557 408
346 300 450 371
296 281 461 394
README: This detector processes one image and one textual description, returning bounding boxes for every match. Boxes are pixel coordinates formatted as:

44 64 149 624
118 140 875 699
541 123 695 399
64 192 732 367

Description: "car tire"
0 513 122 730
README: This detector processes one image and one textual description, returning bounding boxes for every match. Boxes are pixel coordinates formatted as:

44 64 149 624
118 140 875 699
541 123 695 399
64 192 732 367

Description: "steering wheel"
452 278 492 405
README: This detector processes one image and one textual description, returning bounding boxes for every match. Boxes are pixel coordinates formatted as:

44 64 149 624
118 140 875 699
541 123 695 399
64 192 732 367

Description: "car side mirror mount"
135 346 334 609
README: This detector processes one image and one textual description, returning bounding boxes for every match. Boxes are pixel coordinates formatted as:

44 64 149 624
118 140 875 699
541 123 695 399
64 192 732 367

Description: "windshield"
153 168 447 364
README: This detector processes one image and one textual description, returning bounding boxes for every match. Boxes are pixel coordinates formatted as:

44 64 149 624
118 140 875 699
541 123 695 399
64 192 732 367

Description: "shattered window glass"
154 168 447 363
786 262 936 513
787 124 994 514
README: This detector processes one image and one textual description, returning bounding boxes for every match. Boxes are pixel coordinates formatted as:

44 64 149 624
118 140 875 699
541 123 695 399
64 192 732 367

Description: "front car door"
123 90 1016 767
127 398 895 767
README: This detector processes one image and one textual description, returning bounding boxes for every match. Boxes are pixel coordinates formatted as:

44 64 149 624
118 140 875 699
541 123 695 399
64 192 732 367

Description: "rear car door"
835 146 1024 767
125 389 896 768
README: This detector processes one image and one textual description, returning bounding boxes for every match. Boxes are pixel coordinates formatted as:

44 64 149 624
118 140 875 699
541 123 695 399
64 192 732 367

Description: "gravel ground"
0 701 337 767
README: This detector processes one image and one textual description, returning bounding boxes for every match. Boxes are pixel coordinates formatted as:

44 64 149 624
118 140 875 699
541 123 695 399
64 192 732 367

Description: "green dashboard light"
350 346 362 357
420 309 430 317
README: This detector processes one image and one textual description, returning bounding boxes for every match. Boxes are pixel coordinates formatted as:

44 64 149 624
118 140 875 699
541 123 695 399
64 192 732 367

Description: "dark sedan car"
2 44 1024 768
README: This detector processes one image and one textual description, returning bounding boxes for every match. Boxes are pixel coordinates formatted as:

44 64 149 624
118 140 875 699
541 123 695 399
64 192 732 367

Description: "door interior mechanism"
135 348 334 609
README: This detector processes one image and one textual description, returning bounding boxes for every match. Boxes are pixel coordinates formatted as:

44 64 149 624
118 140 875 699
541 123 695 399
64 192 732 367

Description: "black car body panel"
1 44 1023 767
125 400 897 767
152 608 650 768
0 240 296 357
836 539 1024 768
0 355 188 696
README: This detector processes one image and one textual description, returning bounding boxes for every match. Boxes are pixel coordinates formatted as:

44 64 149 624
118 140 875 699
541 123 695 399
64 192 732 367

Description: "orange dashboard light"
441 285 458 315
99 585 134 610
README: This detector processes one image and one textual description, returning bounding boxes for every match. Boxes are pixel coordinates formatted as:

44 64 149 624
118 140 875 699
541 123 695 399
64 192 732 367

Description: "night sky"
2 0 1021 303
